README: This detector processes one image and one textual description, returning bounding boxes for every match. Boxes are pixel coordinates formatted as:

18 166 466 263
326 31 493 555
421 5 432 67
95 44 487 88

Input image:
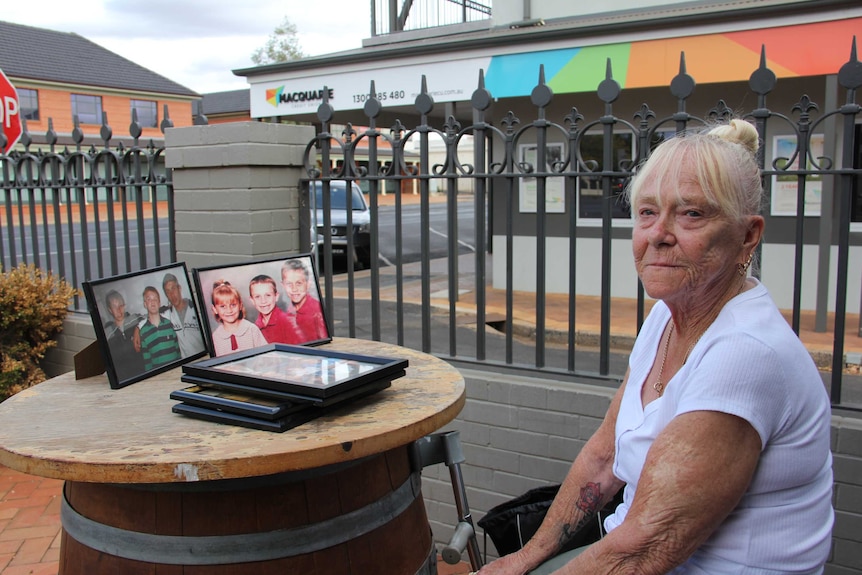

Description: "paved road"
376 197 479 266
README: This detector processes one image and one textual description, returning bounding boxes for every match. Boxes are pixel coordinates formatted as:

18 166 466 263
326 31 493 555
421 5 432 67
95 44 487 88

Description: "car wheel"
355 247 372 270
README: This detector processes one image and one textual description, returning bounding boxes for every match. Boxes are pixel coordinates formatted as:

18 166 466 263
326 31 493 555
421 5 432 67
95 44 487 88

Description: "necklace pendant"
653 380 664 396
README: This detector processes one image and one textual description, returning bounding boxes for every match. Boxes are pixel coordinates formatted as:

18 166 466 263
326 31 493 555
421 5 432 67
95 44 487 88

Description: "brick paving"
0 466 62 575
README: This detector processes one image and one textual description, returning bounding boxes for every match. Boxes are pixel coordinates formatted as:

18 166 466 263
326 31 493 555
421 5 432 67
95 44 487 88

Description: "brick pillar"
164 122 315 270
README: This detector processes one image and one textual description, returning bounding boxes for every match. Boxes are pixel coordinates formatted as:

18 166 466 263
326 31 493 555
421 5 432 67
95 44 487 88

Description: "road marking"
429 227 475 252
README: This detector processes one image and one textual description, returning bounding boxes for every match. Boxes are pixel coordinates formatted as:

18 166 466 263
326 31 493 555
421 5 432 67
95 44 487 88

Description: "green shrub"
0 264 77 401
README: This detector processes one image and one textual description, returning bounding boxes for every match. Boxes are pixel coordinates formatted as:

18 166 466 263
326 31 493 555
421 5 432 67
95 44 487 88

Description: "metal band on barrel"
415 539 438 575
61 471 422 565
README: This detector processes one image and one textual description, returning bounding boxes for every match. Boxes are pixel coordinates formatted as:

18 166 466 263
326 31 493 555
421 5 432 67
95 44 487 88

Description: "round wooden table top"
0 338 465 484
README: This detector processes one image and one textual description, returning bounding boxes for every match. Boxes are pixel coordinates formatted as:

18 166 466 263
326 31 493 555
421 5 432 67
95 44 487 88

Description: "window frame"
130 99 158 128
70 93 103 125
17 88 39 122
574 131 635 226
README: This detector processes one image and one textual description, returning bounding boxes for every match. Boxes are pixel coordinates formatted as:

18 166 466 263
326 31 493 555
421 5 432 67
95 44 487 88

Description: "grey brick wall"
831 417 862 574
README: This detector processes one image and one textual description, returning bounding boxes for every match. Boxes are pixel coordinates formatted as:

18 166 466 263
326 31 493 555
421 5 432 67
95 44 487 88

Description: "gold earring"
737 252 754 276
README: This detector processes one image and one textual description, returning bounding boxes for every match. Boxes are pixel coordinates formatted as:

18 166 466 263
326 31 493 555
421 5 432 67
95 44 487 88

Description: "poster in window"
770 134 823 216
519 143 565 213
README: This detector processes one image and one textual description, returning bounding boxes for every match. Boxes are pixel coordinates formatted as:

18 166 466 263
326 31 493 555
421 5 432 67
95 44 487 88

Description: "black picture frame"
179 373 394 407
182 343 408 399
170 402 324 433
169 385 308 420
82 262 207 389
192 254 330 358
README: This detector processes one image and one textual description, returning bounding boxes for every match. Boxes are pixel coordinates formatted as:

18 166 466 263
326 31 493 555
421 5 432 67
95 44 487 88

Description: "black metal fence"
304 44 862 410
0 112 175 310
2 45 861 410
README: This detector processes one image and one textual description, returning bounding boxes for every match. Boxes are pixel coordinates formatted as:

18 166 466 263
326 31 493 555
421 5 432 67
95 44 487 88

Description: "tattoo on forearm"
559 482 603 548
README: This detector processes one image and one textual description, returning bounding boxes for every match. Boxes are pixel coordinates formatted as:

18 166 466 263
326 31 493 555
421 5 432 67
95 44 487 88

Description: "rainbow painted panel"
485 48 580 98
483 17 860 99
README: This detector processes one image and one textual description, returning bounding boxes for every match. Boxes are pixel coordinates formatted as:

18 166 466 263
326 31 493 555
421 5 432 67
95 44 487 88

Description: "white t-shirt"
605 280 833 574
162 300 205 358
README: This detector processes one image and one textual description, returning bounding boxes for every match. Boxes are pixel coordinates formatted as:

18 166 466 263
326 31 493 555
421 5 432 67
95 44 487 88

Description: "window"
71 94 103 124
18 89 39 121
577 133 633 220
130 99 158 128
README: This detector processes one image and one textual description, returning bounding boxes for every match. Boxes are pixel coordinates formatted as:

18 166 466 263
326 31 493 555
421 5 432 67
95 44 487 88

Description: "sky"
3 0 370 94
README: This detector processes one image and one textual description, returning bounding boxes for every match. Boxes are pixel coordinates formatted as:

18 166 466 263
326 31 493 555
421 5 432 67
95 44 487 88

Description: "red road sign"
0 68 22 155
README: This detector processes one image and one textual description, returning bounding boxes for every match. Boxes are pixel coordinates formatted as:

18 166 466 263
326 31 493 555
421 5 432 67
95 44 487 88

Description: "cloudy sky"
3 0 369 94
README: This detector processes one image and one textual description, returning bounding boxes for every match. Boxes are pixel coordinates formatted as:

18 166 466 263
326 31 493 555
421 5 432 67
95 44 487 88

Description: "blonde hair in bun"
706 119 759 155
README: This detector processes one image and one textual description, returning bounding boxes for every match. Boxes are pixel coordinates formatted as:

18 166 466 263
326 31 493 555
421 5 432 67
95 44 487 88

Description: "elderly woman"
477 120 833 574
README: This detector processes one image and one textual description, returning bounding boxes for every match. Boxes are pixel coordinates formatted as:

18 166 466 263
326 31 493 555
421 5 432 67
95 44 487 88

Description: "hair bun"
707 119 759 154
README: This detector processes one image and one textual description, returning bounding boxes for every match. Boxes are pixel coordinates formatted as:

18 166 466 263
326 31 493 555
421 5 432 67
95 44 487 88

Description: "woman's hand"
475 550 534 575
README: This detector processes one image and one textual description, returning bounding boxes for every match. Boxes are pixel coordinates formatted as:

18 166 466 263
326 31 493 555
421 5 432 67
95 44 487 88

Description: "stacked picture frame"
170 343 408 432
82 254 407 432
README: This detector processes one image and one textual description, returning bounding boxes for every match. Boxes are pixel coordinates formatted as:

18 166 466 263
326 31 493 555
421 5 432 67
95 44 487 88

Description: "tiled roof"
201 89 250 115
0 20 198 97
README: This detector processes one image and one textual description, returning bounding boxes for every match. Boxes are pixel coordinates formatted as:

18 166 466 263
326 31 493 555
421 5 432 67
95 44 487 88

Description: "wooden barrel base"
59 446 433 574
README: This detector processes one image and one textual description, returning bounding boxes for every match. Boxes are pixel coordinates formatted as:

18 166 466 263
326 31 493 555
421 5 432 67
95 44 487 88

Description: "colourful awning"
484 17 861 97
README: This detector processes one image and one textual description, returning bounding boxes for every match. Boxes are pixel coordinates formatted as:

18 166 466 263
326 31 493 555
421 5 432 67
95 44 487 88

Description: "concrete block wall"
832 417 862 574
41 312 95 379
422 368 862 574
164 121 315 271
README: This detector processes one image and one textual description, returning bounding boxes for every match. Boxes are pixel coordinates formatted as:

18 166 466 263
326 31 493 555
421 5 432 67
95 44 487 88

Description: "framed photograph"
180 372 394 407
169 385 308 420
192 254 330 358
182 343 408 399
82 262 207 389
171 402 323 433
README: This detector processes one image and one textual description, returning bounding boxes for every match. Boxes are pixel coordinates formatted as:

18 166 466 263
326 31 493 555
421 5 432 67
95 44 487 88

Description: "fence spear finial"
415 75 434 115
365 80 381 119
531 64 553 108
670 52 695 100
472 69 492 111
749 45 776 96
838 35 862 90
597 58 621 103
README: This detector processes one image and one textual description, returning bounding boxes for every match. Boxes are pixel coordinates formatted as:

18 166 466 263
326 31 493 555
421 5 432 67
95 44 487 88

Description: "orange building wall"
206 113 253 124
19 84 195 139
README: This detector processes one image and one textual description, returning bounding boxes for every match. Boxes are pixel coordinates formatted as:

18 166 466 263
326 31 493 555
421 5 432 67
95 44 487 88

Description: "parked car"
309 180 372 269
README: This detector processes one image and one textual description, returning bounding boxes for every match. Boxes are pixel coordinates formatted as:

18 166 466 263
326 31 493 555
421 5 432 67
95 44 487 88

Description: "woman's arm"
477 373 629 575
551 409 762 575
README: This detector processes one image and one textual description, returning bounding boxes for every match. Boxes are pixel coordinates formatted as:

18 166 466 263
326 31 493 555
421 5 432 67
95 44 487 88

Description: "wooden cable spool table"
0 338 465 574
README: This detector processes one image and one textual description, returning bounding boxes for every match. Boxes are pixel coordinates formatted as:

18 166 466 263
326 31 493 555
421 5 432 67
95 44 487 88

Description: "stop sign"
0 68 22 155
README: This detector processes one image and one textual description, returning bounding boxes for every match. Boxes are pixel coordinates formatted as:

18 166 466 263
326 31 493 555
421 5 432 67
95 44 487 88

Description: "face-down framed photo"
192 254 331 358
181 343 408 400
82 262 207 389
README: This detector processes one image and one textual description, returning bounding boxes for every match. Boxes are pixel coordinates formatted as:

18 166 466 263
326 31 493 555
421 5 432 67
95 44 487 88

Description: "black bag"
477 484 621 557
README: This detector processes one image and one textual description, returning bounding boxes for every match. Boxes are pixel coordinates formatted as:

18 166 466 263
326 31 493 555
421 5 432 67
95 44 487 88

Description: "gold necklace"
653 324 674 396
654 281 745 397
653 324 700 397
